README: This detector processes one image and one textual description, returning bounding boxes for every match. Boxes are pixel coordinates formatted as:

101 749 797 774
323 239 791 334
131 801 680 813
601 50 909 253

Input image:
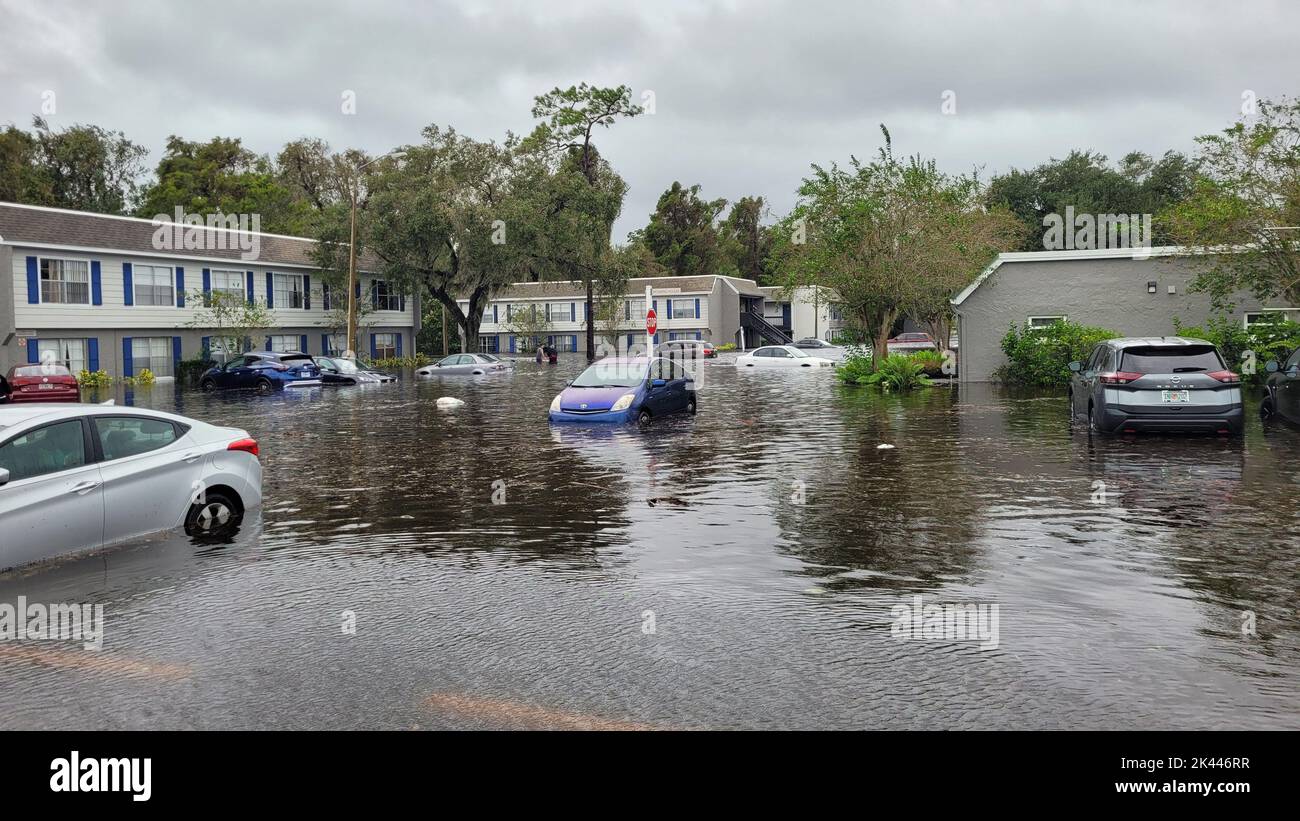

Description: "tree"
524 83 642 359
0 125 50 204
640 181 729 277
772 126 1022 366
719 196 773 282
503 303 553 353
135 135 315 234
1164 97 1300 308
186 289 274 362
19 117 147 214
987 149 1194 250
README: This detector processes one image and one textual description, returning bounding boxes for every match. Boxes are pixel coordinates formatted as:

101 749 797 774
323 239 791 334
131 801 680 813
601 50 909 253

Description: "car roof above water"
0 403 188 431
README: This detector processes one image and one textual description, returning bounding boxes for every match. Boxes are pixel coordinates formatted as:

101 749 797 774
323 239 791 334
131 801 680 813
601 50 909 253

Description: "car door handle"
69 480 101 495
181 451 202 463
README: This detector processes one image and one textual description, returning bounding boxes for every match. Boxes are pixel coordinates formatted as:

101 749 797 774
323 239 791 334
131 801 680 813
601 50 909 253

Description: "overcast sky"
2 0 1297 240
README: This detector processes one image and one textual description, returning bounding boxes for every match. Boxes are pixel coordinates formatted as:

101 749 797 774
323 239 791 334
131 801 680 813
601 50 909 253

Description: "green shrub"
1174 313 1300 386
177 354 216 384
864 354 933 391
367 354 432 370
996 320 1119 387
910 349 946 376
122 368 156 387
77 369 112 389
835 350 876 385
715 343 737 352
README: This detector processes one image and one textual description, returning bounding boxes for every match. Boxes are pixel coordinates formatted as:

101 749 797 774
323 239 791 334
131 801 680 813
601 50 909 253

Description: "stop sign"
646 308 657 336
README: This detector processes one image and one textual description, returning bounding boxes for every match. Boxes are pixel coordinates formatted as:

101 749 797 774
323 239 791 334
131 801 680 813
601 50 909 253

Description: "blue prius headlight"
611 393 636 412
550 393 563 413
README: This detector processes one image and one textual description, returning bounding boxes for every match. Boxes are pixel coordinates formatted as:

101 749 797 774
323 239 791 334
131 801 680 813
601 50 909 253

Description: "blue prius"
549 356 697 424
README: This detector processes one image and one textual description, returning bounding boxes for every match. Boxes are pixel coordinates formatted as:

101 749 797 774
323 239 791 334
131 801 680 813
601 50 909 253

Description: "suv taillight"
1099 372 1143 384
228 438 259 458
1206 370 1240 383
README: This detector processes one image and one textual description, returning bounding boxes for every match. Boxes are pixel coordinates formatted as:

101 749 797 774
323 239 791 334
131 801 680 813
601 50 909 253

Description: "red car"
886 332 937 352
2 364 81 403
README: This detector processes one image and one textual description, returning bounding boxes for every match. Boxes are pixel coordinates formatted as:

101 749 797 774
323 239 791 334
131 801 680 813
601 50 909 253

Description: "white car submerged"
0 404 262 570
734 345 835 369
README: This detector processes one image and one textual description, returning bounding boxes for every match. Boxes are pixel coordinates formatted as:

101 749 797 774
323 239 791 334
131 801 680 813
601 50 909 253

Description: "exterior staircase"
740 308 793 345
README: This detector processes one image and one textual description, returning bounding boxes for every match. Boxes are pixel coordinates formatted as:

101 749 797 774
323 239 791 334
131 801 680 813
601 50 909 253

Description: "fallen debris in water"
647 495 689 508
877 444 896 450
436 397 465 408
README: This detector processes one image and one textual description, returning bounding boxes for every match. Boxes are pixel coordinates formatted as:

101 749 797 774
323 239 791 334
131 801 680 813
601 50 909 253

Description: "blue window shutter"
265 273 274 308
201 337 210 358
321 334 330 355
87 338 99 372
202 268 211 299
175 266 185 307
122 338 133 377
172 337 182 368
26 257 38 303
666 299 672 320
243 336 252 352
570 302 576 322
322 283 330 311
91 261 103 305
396 334 403 357
26 339 38 363
303 275 311 310
300 334 308 353
694 298 700 319
399 292 406 312
121 262 132 306
370 334 377 359
570 335 577 351
492 305 498 323
509 335 516 354
265 336 272 351
695 331 702 340
355 281 361 300
245 271 254 305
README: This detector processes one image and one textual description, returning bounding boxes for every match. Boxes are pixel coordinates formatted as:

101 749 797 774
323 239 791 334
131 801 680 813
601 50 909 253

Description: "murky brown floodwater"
1 354 1297 729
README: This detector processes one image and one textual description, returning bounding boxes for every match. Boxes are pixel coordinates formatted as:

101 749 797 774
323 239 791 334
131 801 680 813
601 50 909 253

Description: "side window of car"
1286 349 1300 371
670 361 688 381
95 417 180 461
0 420 88 482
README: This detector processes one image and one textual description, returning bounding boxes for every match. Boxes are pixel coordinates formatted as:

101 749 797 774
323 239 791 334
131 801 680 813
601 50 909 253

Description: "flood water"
2 355 1298 730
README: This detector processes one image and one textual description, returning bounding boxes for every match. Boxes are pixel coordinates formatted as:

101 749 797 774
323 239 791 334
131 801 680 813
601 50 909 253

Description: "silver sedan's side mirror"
0 467 10 487
1068 361 1082 372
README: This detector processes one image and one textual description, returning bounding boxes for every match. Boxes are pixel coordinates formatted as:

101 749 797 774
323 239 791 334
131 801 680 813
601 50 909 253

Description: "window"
371 280 401 312
373 333 397 359
828 306 843 322
134 264 175 306
207 337 247 364
0 420 88 482
1119 345 1225 373
482 307 495 325
94 417 179 461
672 301 698 319
269 335 300 353
325 334 347 356
131 337 174 378
479 335 499 353
37 338 88 374
211 269 246 300
625 299 645 320
1027 315 1067 330
547 303 573 322
274 273 305 309
1244 309 1300 327
39 258 90 304
548 335 577 352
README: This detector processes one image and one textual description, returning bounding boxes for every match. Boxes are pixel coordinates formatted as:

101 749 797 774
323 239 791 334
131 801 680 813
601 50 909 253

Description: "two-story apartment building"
0 202 418 376
460 274 794 355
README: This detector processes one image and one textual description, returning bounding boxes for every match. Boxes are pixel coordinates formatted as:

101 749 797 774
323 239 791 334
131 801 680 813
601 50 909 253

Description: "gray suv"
1068 337 1243 434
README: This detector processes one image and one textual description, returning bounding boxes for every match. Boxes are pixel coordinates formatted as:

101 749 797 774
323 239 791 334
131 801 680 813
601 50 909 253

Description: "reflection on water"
2 360 1297 729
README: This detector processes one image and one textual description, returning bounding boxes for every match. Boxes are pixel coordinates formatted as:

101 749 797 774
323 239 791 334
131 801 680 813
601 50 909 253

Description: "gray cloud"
2 0 1297 241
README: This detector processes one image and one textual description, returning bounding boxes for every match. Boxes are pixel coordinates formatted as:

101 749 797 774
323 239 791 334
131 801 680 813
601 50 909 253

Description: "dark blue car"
549 356 696 424
199 351 323 394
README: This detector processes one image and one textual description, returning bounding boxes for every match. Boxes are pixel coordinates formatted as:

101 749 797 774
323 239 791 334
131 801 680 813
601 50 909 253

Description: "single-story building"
951 246 1300 382
0 202 419 377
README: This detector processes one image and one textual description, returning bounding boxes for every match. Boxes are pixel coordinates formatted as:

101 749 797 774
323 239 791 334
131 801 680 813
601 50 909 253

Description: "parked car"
1261 347 1300 425
417 353 511 376
735 345 835 368
0 404 262 569
550 356 696 424
659 339 717 359
314 356 386 385
360 367 397 382
886 332 937 353
1068 337 1243 434
198 351 322 394
2 364 80 403
791 338 847 360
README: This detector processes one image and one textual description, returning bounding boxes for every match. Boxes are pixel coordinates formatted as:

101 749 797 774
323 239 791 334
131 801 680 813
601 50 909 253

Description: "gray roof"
0 202 382 270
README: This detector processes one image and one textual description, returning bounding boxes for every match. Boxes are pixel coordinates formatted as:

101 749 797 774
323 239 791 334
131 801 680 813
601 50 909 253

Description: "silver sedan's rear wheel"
185 491 241 537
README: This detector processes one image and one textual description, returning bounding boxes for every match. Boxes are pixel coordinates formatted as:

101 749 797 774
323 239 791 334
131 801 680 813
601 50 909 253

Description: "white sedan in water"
0 404 262 570
735 345 836 369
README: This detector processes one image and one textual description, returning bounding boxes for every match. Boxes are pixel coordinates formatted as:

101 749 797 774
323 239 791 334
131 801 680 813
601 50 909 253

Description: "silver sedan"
417 353 512 376
0 404 263 570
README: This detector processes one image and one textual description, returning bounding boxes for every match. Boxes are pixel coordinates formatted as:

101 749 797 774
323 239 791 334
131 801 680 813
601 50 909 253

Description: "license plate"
38 383 54 390
1162 390 1191 403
